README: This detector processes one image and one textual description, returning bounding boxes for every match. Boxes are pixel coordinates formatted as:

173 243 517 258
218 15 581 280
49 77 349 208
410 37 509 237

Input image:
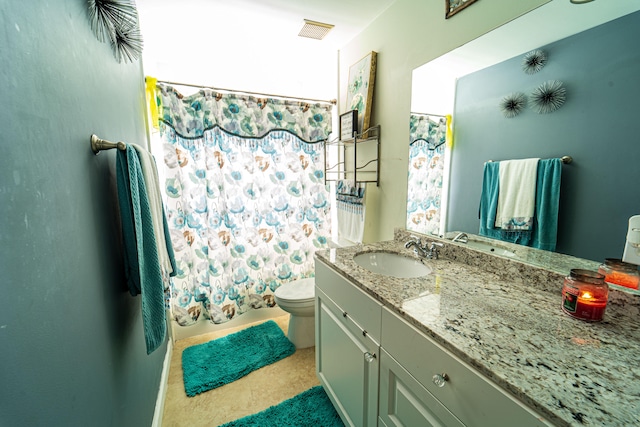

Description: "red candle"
562 269 608 322
574 291 607 321
598 258 640 290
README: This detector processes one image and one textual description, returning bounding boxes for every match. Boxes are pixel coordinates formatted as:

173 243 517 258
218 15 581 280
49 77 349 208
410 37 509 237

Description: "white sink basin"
354 252 432 278
466 240 517 258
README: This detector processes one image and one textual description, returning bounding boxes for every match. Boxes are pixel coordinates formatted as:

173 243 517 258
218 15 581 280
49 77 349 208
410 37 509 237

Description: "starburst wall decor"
531 80 567 114
522 50 547 75
499 93 527 118
88 0 143 63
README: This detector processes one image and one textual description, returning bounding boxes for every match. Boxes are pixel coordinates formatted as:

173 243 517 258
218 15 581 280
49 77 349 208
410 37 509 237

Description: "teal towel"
531 158 562 251
479 159 562 250
479 162 508 241
116 146 166 355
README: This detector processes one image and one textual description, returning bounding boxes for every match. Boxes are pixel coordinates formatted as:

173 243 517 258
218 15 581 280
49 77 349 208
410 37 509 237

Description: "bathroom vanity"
314 230 640 427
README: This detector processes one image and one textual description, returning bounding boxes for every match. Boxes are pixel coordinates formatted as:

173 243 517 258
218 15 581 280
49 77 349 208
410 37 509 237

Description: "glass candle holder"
562 269 608 322
598 258 640 290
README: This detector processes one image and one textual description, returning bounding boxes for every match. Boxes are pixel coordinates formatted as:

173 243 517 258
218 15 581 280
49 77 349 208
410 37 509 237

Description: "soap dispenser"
622 215 640 266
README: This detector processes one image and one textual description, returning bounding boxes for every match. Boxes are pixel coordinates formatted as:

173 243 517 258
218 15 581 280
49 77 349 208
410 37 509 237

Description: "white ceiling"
136 0 396 98
136 0 398 47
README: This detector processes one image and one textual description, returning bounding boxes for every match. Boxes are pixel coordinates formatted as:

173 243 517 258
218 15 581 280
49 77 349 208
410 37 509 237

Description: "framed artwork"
446 0 479 19
340 110 358 141
346 51 377 136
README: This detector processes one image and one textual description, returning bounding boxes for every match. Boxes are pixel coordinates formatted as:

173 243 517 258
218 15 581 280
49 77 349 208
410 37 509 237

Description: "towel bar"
488 156 572 164
91 134 127 154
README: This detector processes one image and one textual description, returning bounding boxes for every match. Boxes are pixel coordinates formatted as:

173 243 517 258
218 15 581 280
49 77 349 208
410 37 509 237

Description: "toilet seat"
274 278 315 304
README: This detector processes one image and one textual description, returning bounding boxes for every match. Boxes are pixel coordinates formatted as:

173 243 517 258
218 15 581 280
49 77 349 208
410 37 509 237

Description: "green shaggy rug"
182 320 296 397
219 386 344 427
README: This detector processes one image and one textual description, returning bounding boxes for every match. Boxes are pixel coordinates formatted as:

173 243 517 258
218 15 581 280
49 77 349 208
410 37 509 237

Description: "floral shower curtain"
154 84 333 325
406 114 448 236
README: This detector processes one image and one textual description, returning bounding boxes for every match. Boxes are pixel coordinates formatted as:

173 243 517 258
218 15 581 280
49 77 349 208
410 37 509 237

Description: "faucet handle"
426 241 444 259
406 235 423 246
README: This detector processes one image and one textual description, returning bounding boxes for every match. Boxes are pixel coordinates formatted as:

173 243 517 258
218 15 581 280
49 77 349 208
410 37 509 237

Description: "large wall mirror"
409 0 640 264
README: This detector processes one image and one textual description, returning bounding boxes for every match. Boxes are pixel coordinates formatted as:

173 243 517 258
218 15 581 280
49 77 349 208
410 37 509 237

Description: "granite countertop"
314 231 640 427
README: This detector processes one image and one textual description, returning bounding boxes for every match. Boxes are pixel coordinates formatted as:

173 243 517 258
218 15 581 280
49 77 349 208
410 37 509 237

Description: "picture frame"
445 0 479 19
346 51 377 137
340 110 358 141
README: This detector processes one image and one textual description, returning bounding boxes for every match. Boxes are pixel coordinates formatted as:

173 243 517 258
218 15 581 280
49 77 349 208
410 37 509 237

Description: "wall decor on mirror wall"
340 110 358 141
445 0 479 19
522 49 547 74
531 80 567 114
346 51 377 136
499 92 527 118
88 0 143 63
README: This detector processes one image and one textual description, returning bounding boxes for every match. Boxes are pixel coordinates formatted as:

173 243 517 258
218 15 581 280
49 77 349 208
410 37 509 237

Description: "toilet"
274 277 316 349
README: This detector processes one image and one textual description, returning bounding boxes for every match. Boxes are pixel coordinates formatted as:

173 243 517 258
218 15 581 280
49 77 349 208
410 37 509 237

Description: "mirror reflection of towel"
479 158 562 251
531 158 562 251
495 158 540 231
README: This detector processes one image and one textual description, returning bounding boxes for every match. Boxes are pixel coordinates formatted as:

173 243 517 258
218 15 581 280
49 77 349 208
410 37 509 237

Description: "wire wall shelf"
324 125 380 186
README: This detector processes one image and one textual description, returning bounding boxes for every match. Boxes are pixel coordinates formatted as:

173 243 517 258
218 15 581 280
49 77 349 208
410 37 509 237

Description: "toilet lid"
274 278 315 303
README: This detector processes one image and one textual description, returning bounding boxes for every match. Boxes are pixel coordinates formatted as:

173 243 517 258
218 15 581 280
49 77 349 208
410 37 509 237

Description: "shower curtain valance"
409 114 447 149
156 83 333 142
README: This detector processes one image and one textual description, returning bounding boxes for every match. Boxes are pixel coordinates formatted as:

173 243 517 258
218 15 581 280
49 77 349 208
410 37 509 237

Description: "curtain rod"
153 78 337 105
411 111 447 118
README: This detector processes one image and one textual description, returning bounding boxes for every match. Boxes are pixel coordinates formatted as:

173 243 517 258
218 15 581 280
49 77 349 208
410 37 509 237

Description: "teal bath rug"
219 385 344 427
182 320 296 397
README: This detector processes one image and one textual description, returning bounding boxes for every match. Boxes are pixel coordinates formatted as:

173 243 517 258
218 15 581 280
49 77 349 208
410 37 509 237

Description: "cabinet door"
316 287 379 427
379 349 465 427
315 259 382 343
382 308 550 427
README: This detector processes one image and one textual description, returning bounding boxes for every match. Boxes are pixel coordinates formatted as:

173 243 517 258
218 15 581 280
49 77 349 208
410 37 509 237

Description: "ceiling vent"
298 19 334 40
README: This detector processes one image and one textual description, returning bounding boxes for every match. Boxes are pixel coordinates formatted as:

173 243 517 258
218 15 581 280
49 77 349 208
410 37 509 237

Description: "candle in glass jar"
598 258 640 290
562 269 608 322
575 290 607 320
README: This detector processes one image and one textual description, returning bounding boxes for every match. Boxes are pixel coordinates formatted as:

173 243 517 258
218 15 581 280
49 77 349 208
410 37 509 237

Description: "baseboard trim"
152 339 173 427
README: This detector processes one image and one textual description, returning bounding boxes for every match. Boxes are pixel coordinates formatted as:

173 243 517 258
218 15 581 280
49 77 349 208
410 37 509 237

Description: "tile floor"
161 315 320 427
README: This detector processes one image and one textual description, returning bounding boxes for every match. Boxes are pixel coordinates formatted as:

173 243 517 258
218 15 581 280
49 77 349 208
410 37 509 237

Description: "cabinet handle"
362 330 367 337
432 373 449 388
364 352 377 363
342 311 348 318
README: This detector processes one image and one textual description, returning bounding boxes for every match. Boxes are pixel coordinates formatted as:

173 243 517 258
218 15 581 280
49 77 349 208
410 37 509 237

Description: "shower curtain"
406 114 448 236
154 84 333 325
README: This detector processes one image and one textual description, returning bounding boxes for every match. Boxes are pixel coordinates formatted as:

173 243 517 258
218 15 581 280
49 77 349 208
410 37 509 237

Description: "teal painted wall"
448 11 640 262
0 1 166 425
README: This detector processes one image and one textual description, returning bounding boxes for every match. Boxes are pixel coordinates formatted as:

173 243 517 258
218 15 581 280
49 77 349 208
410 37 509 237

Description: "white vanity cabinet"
315 256 550 427
315 259 382 427
380 307 550 427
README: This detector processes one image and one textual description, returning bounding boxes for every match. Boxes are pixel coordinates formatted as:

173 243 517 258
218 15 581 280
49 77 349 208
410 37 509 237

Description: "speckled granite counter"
314 230 640 427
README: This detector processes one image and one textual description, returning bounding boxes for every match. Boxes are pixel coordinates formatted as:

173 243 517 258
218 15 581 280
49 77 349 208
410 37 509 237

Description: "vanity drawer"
379 349 464 427
315 259 382 343
381 308 550 427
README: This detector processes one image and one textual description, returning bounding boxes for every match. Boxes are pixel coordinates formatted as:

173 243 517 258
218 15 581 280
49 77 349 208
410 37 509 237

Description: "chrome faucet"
405 236 429 257
452 232 469 243
405 236 444 259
